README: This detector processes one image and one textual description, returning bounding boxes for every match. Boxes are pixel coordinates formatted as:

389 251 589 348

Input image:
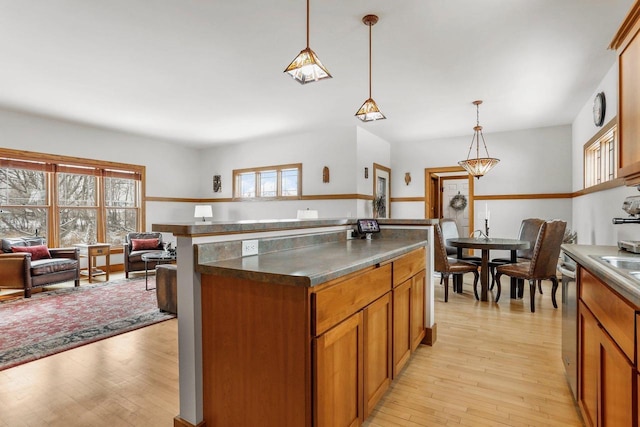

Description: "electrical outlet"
242 239 259 256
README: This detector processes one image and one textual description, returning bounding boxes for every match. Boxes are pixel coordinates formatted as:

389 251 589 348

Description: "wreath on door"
449 193 467 211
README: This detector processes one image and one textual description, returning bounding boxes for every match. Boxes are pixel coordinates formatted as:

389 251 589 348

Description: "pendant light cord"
368 23 372 98
306 0 310 48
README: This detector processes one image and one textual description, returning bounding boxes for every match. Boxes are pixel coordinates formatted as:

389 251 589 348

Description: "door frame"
424 166 475 232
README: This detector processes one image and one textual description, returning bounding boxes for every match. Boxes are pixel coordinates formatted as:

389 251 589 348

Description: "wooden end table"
74 243 111 283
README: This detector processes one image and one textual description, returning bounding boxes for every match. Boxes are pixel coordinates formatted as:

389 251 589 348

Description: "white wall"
391 125 573 237
0 108 201 228
571 62 640 245
197 125 394 220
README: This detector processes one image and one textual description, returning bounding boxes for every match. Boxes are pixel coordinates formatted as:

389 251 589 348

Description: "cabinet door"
410 270 426 351
579 301 635 427
619 27 640 179
393 279 411 377
363 293 392 418
600 328 634 427
579 301 599 427
314 312 363 427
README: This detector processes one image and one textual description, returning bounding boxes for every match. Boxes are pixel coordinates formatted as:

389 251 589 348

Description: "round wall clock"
593 92 606 127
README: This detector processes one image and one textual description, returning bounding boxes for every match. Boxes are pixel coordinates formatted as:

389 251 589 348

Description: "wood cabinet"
314 312 364 427
363 293 392 419
578 268 637 427
611 1 640 184
201 246 427 427
393 279 412 376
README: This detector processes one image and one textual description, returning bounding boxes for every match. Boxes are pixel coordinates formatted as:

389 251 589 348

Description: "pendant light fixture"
284 0 332 84
458 100 500 179
355 14 386 122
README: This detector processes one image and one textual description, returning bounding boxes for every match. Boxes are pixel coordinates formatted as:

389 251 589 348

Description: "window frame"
0 148 145 249
583 119 618 190
232 163 302 200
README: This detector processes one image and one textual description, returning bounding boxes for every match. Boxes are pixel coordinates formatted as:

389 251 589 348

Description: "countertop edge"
198 240 427 287
561 244 640 307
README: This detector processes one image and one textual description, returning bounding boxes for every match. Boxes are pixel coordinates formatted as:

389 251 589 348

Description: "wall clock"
593 92 606 127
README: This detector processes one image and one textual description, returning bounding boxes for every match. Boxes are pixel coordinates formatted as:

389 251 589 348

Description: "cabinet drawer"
392 247 425 287
313 264 391 336
580 268 636 361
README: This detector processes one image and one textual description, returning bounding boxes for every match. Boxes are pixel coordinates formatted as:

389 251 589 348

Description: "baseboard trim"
174 416 206 427
423 324 437 346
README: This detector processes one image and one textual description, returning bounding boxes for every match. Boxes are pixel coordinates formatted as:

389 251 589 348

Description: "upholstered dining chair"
434 223 480 302
490 218 545 294
440 219 481 291
494 220 567 312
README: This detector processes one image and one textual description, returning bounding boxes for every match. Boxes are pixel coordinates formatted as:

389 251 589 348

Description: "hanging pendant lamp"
355 14 386 122
284 0 332 84
458 100 499 179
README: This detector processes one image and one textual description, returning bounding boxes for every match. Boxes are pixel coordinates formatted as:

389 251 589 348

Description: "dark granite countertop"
561 244 640 307
198 238 427 287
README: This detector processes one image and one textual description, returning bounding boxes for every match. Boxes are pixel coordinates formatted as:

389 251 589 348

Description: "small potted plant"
372 195 386 218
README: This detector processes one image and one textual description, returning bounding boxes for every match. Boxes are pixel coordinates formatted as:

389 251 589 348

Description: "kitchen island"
561 244 640 427
153 218 436 427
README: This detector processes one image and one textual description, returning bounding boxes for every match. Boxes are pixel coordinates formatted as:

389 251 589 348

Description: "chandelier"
458 100 499 178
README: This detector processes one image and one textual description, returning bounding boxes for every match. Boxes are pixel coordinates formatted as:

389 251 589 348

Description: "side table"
74 243 111 283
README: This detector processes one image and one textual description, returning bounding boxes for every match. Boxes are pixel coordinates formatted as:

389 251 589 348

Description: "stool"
156 264 177 315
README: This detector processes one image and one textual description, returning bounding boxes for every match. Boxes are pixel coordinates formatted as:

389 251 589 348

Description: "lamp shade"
284 47 332 84
194 205 213 221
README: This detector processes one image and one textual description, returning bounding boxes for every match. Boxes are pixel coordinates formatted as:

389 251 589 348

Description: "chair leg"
472 271 480 300
440 273 444 285
517 279 524 298
538 280 543 294
551 277 559 308
495 272 502 302
443 275 449 302
489 265 496 290
529 279 536 312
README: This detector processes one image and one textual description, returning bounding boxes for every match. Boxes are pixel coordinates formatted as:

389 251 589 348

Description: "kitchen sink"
598 256 640 270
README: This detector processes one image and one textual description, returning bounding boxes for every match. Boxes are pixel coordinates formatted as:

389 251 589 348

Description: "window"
233 164 302 199
0 149 143 247
584 122 617 189
0 162 49 239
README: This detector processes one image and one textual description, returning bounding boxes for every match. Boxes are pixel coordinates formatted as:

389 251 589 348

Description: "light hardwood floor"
0 278 583 426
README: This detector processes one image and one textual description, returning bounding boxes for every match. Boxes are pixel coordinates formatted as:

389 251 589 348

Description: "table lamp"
194 205 213 222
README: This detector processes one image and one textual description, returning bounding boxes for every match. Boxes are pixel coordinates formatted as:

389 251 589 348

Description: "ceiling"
0 0 634 147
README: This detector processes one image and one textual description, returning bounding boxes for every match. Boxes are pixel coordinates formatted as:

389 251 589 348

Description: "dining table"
446 237 530 302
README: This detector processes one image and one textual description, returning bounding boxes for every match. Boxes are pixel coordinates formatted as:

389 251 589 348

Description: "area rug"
0 277 174 371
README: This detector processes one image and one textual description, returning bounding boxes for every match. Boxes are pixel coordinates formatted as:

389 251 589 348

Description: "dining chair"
434 223 480 302
489 218 545 294
440 219 481 292
494 220 567 312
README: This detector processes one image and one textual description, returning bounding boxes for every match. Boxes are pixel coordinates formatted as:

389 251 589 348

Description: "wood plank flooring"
0 278 583 426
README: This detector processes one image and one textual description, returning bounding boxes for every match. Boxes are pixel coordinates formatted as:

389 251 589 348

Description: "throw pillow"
131 238 159 251
11 244 52 260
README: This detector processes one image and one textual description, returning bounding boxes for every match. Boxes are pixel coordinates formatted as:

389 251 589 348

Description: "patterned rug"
0 277 175 371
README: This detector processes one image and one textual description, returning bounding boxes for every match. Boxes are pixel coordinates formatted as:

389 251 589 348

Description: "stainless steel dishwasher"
560 256 577 400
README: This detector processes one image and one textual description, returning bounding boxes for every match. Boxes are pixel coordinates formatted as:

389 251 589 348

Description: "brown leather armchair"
123 232 164 278
0 237 80 298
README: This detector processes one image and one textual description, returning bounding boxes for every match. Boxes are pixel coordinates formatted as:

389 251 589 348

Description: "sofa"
0 237 80 298
123 232 165 278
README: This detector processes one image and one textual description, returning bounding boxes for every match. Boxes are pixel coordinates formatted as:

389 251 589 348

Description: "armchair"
0 237 80 298
123 232 164 278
